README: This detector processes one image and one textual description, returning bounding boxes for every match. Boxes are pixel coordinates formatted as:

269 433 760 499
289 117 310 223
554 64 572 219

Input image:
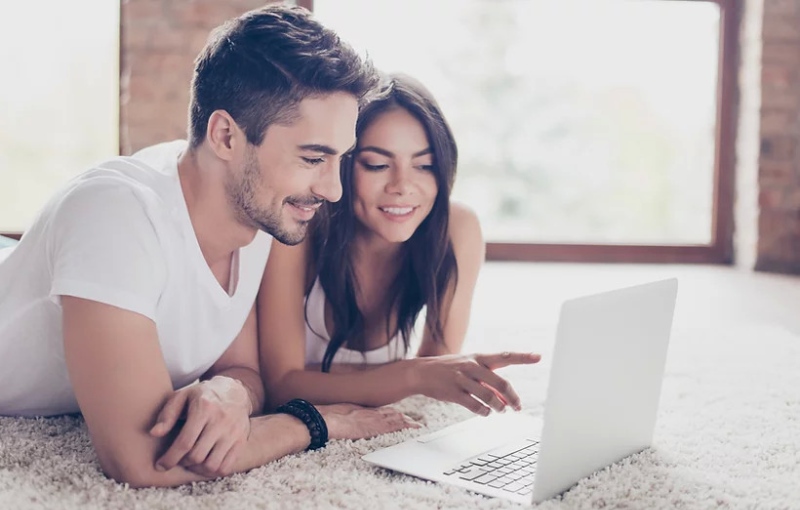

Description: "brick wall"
756 0 800 273
119 0 275 155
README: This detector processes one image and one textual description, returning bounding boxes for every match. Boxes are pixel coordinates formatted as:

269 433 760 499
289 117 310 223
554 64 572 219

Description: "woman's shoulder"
449 200 478 221
448 201 483 241
448 201 485 262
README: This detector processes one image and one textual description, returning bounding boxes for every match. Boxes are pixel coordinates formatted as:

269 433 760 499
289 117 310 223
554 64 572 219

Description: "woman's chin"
384 232 416 244
360 224 418 245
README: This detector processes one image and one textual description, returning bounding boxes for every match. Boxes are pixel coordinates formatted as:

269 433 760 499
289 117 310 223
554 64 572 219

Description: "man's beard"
227 150 316 246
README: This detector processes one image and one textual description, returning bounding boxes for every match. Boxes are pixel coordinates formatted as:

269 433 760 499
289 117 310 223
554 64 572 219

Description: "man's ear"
206 110 245 162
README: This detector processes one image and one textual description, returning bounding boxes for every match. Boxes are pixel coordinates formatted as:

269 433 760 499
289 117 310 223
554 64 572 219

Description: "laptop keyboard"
442 439 538 496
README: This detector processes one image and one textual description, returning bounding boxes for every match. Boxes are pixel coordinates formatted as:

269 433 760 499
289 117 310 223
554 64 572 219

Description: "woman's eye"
417 164 435 172
302 157 325 165
361 162 388 171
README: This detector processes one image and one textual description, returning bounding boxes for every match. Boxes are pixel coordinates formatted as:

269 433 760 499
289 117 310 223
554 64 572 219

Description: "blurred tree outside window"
0 1 119 232
314 0 720 245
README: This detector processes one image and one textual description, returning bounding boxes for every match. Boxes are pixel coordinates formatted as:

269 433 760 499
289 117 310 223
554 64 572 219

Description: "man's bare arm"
61 297 354 487
146 304 266 476
201 303 264 413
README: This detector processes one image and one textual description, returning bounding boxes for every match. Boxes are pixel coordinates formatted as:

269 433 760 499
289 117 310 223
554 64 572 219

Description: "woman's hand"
408 352 541 416
320 403 421 440
149 376 252 477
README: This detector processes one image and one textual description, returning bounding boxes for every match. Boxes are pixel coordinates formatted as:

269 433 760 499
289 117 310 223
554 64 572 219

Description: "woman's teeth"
380 207 413 215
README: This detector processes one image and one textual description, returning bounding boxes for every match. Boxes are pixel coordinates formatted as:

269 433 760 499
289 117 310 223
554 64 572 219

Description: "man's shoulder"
59 140 188 212
55 169 163 223
97 139 187 185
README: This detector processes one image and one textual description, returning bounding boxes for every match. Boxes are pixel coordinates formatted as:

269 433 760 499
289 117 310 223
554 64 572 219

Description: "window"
0 0 119 234
312 0 736 262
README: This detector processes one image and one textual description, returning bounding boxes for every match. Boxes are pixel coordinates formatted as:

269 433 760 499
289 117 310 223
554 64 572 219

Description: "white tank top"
304 278 407 366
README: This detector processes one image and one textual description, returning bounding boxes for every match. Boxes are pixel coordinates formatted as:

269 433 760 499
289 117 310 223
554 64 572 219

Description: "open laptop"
362 278 678 504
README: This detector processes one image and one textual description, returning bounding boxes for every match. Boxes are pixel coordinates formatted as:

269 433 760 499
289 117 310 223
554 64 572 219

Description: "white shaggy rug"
1 264 799 509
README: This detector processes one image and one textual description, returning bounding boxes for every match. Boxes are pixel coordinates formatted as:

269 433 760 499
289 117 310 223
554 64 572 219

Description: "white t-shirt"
304 278 407 366
0 140 271 417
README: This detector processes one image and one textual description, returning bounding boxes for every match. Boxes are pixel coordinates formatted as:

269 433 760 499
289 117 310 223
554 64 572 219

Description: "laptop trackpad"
417 412 539 458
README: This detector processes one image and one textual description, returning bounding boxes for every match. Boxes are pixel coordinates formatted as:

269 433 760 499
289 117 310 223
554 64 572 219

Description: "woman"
258 73 540 416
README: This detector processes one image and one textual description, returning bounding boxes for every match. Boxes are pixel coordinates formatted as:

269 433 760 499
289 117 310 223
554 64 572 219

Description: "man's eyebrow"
298 144 338 156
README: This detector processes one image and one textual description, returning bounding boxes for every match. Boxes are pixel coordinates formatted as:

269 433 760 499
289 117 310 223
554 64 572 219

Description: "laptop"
362 278 678 504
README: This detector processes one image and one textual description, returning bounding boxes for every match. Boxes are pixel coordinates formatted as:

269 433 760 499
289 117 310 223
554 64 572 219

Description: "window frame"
302 0 739 264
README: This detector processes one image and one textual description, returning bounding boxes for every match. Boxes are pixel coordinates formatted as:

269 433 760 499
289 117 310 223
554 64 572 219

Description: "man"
0 4 414 488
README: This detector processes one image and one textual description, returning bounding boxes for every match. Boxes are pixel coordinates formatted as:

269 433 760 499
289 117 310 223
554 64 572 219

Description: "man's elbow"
99 453 172 489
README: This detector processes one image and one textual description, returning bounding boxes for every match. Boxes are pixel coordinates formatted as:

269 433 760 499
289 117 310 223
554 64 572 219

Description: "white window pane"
315 0 719 245
0 1 119 231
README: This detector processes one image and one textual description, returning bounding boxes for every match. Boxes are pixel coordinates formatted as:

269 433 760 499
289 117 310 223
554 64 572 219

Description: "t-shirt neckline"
171 149 240 307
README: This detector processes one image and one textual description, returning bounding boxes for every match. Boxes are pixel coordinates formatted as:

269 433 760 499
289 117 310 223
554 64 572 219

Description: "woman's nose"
385 165 412 195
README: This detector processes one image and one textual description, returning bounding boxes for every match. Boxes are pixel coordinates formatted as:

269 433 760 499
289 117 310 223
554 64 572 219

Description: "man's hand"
409 352 542 416
319 403 421 440
149 376 252 477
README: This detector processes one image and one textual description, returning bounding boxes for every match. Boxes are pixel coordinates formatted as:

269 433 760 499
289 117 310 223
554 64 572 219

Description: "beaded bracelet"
276 398 329 451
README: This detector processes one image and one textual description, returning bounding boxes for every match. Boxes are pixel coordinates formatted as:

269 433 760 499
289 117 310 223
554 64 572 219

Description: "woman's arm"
257 237 315 410
417 201 486 357
258 239 421 408
258 207 539 415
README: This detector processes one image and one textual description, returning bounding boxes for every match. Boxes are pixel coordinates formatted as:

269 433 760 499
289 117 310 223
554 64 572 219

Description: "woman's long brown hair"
307 73 459 372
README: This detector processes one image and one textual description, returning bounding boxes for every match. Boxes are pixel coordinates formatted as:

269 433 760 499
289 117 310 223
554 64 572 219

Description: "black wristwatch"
276 398 329 451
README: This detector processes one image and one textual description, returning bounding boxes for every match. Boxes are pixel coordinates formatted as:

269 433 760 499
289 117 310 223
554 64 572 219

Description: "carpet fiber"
1 319 798 509
4 263 800 509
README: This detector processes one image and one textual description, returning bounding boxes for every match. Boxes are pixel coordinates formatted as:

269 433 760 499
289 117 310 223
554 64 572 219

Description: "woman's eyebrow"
357 146 432 158
357 146 393 157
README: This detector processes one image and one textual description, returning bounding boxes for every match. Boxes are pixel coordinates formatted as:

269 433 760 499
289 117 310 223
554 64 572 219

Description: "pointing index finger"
476 352 542 370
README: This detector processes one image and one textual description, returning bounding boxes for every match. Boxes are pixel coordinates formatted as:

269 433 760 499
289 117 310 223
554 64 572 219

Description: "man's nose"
311 160 343 203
